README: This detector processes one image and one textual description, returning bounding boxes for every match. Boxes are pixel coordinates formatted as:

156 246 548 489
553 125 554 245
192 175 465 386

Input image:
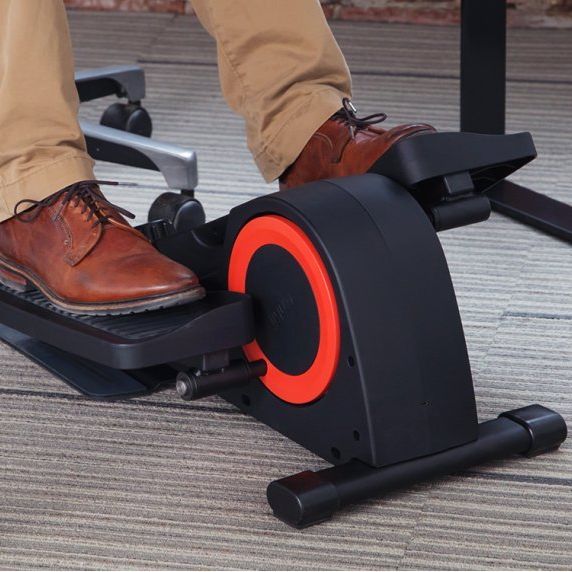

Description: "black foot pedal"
0 286 253 370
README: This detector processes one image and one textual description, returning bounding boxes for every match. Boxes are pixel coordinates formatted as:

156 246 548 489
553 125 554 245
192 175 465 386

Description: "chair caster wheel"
100 102 153 137
148 192 206 232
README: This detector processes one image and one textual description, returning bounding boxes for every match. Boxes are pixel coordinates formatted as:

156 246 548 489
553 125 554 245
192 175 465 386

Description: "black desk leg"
461 0 506 135
460 0 572 243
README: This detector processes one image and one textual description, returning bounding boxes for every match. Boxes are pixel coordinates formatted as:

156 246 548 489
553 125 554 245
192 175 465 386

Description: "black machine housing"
213 175 479 468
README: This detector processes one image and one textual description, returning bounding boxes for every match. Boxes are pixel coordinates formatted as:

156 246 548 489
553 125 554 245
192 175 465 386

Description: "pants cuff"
254 88 347 182
0 154 96 223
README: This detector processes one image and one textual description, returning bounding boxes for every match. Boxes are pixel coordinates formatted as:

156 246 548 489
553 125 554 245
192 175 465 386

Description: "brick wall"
63 0 572 27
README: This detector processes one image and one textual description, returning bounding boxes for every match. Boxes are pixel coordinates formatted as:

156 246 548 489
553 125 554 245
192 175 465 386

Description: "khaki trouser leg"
191 0 352 182
0 0 95 223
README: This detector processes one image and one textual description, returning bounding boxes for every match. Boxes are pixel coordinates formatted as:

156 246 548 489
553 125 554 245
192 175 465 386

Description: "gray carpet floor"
1 11 571 570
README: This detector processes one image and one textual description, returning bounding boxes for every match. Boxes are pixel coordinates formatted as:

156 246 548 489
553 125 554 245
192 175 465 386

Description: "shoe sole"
0 258 206 316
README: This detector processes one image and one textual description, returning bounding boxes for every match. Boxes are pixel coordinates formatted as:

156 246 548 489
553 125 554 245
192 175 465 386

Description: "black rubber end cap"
500 404 568 457
267 471 340 529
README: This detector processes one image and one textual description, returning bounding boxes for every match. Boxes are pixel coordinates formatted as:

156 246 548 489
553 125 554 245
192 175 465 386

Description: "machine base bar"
487 181 572 243
267 405 567 528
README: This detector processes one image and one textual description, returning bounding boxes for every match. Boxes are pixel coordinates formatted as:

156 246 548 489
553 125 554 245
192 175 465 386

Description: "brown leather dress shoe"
279 98 436 190
0 181 205 315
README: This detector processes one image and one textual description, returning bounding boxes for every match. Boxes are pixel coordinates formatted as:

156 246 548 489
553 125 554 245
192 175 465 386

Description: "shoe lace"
14 180 136 227
332 98 388 138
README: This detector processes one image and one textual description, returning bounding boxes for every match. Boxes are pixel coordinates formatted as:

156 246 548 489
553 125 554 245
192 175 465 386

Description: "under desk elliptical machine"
0 65 566 527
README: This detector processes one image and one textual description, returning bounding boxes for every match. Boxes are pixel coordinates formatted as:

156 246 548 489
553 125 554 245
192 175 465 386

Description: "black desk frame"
460 0 572 242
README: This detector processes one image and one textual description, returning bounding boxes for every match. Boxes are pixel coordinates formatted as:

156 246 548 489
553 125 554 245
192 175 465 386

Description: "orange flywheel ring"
228 215 340 405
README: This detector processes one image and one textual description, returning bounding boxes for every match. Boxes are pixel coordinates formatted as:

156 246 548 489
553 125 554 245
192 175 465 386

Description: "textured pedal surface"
0 285 253 369
3 286 216 341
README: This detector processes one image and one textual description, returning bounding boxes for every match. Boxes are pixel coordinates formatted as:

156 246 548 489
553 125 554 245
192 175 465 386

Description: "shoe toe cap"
111 253 201 300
